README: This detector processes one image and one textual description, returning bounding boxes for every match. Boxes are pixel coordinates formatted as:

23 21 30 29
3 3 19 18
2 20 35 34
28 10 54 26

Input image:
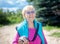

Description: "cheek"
25 14 29 19
32 14 36 18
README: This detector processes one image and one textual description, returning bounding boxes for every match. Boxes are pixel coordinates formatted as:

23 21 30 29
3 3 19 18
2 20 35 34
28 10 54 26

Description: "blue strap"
38 23 45 44
16 19 28 38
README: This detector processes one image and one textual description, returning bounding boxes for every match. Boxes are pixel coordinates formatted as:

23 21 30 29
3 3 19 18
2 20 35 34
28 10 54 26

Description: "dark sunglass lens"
27 12 30 14
26 11 35 14
31 11 34 13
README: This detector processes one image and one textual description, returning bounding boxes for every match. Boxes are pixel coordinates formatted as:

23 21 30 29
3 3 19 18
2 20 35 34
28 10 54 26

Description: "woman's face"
24 7 36 22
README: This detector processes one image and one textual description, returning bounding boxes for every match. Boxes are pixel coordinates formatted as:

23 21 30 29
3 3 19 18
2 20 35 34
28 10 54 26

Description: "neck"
28 20 34 28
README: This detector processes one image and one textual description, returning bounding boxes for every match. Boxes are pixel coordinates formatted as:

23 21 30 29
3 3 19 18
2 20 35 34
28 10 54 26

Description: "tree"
0 9 23 25
0 9 10 25
27 0 60 26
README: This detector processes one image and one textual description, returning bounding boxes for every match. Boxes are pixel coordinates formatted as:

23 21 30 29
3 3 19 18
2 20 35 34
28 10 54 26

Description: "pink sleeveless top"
28 28 41 44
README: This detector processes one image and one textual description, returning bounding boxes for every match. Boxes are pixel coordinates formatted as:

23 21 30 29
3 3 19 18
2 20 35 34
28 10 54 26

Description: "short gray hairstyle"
22 5 35 18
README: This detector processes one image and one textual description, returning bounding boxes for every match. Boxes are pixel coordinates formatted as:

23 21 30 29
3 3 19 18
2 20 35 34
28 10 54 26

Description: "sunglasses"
26 11 35 15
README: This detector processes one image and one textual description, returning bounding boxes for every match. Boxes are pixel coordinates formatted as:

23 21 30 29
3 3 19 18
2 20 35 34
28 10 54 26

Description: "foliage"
0 9 23 26
27 0 60 26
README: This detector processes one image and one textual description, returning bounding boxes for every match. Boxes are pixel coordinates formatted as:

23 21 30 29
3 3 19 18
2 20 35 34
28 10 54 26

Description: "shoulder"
36 20 42 26
36 21 42 29
16 21 25 31
34 19 42 24
38 22 42 25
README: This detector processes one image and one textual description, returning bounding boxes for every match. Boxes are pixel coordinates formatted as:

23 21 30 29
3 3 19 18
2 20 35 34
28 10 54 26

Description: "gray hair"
22 5 35 18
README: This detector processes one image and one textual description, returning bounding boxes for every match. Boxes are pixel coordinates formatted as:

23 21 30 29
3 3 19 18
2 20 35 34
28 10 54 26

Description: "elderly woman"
12 5 47 44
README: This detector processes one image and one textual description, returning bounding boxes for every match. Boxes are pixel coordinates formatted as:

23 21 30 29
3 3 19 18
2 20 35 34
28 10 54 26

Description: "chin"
29 19 34 21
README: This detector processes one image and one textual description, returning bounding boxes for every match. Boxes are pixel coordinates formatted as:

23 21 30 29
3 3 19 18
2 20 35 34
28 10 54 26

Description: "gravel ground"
0 24 60 44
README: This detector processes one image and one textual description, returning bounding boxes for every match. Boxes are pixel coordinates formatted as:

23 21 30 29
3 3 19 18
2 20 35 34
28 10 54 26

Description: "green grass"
0 25 3 27
50 32 60 37
43 25 60 37
43 25 60 31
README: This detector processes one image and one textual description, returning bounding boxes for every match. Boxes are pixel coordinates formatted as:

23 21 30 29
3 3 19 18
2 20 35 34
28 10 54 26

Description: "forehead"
25 6 35 11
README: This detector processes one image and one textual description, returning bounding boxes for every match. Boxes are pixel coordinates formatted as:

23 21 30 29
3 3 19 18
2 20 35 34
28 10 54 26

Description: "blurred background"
0 0 60 44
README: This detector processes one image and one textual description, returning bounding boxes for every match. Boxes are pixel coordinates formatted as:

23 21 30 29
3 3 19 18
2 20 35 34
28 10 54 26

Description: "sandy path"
0 24 17 44
43 30 60 44
0 24 60 44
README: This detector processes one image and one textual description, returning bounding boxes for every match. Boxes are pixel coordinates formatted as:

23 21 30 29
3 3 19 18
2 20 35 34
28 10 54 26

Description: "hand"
23 41 29 44
18 39 23 44
18 39 29 44
18 36 29 44
23 37 29 44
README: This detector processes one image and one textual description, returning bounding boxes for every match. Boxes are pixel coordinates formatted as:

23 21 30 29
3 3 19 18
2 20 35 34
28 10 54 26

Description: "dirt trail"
0 24 60 44
43 30 60 44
